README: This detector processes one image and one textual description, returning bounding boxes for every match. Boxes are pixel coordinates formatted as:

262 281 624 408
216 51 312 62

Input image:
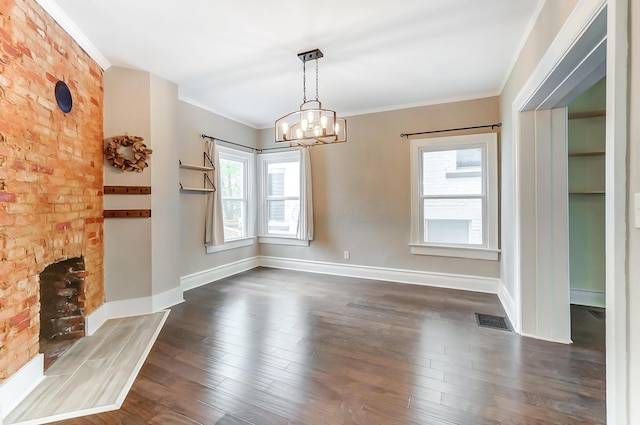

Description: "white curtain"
205 140 225 246
296 147 314 241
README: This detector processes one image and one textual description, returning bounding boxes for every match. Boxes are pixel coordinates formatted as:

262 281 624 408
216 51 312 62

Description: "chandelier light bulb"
281 122 289 139
296 128 303 138
314 125 321 136
301 118 308 130
335 122 340 133
307 111 314 123
321 116 328 129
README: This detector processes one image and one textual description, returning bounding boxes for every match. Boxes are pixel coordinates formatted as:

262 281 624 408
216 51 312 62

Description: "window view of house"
265 160 300 237
421 147 484 245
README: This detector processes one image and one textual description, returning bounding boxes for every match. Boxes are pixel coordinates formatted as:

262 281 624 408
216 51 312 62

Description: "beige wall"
258 97 501 278
178 101 259 277
499 0 580 297
104 67 181 302
103 67 153 301
628 0 640 421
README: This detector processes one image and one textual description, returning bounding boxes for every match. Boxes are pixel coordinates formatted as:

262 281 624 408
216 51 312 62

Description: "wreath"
104 135 152 173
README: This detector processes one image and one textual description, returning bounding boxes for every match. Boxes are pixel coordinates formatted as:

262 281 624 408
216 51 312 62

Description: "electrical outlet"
343 250 350 260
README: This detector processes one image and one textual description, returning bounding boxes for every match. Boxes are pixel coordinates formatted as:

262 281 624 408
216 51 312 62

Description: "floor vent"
475 313 511 331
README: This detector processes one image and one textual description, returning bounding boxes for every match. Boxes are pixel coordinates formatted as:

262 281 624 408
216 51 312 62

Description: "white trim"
570 289 605 308
85 288 182 334
409 244 499 261
258 237 309 246
85 303 109 336
180 257 260 292
0 354 44 422
498 282 519 332
605 2 629 423
33 0 110 70
206 237 255 254
259 256 500 294
520 332 572 345
152 287 184 311
178 96 259 129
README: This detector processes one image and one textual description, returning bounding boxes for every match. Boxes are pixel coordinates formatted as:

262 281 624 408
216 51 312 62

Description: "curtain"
296 147 314 241
205 140 225 246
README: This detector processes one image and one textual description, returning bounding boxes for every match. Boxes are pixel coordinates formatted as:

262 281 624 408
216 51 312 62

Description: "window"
410 132 499 260
207 146 255 253
258 150 310 246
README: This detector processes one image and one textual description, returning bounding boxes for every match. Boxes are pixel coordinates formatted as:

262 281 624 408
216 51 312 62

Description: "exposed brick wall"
0 0 104 381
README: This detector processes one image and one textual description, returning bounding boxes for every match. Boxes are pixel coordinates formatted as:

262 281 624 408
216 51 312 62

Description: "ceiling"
50 0 543 129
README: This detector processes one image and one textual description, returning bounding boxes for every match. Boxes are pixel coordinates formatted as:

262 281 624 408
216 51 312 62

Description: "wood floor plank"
45 267 604 424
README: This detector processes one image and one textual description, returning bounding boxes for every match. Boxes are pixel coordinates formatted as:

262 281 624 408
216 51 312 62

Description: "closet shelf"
568 110 606 120
569 190 605 195
568 151 605 157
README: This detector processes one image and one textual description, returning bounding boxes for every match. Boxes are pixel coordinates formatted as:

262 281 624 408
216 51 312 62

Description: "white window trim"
409 132 499 261
257 150 305 246
206 237 255 253
206 146 255 253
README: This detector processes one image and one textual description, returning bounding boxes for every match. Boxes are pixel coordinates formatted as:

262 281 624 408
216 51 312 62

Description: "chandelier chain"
302 60 307 103
315 58 319 101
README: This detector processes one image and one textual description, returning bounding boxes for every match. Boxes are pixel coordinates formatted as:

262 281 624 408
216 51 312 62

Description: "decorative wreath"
104 135 152 173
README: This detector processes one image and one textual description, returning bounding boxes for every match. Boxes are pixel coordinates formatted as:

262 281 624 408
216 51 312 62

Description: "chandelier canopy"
275 49 347 146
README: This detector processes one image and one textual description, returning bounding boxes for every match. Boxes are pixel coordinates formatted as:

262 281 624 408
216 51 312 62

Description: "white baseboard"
259 256 500 294
0 354 44 422
152 287 184 311
521 332 572 345
85 287 183 334
570 288 605 308
180 257 260 291
497 282 519 332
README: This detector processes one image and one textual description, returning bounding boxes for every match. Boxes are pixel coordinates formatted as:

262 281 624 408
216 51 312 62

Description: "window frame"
257 150 308 246
206 145 255 254
409 132 499 260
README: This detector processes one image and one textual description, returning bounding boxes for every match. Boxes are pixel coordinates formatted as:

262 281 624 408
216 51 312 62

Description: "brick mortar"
0 0 105 381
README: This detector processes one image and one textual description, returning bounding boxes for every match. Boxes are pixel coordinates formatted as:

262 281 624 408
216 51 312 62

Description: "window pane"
267 162 299 197
267 199 299 236
222 200 245 239
422 149 482 195
220 158 244 198
456 148 482 168
423 198 482 245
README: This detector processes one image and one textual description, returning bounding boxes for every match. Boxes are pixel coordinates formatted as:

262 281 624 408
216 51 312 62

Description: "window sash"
410 132 498 257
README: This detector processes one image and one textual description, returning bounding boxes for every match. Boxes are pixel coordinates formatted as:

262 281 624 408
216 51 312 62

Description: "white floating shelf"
179 163 214 171
180 187 216 193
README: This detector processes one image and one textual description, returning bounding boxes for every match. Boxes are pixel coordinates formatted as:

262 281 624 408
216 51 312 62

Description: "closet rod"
200 134 293 152
400 123 501 138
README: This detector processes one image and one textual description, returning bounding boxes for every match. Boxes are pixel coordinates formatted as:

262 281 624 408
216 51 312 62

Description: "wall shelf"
179 162 214 172
179 152 216 193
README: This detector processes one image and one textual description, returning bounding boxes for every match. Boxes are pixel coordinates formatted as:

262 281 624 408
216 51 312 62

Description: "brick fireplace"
0 0 105 382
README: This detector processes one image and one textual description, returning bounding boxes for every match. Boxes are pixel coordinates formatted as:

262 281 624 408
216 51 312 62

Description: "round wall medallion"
55 80 73 113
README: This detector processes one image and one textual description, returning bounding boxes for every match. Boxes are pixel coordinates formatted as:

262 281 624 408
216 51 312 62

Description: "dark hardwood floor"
52 267 605 424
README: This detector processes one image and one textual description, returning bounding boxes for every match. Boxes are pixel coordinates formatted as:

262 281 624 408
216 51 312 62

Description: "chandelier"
275 49 347 146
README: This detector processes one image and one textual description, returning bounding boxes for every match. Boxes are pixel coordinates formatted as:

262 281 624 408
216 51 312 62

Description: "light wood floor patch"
4 311 169 425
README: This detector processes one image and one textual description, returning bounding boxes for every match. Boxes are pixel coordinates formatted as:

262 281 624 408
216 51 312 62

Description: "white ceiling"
50 0 543 129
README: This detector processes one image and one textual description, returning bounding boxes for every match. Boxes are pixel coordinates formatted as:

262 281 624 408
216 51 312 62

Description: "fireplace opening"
39 257 86 369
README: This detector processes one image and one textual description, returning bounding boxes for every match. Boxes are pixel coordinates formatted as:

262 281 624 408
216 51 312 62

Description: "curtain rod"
200 134 293 152
400 123 501 138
